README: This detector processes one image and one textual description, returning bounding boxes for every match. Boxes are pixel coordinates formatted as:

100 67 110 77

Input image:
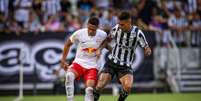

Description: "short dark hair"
118 11 131 20
88 16 99 26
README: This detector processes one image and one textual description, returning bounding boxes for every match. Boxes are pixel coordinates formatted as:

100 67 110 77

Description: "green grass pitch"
1 93 201 101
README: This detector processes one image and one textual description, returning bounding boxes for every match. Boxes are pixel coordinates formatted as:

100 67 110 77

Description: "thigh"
117 67 133 81
68 63 84 80
84 69 98 87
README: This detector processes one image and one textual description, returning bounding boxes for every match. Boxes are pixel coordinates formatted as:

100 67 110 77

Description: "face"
119 18 132 32
87 24 98 36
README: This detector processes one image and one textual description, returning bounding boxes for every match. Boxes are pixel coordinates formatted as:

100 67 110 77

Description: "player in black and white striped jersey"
93 11 152 101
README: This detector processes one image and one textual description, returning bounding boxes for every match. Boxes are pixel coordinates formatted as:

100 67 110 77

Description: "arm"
96 26 118 58
95 34 112 58
144 45 151 56
138 30 152 56
60 38 73 71
99 35 113 51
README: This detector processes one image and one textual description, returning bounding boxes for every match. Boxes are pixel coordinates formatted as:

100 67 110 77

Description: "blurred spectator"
0 12 6 32
185 0 197 14
60 0 71 22
77 0 94 22
112 0 124 9
25 11 42 33
137 0 157 25
161 0 184 18
112 0 132 10
67 15 81 33
0 0 200 48
189 12 201 47
6 14 22 35
42 0 61 23
197 0 201 17
130 6 149 30
44 15 65 32
14 0 32 28
32 0 43 24
96 0 110 9
99 8 118 33
168 8 189 46
149 7 167 46
60 0 71 13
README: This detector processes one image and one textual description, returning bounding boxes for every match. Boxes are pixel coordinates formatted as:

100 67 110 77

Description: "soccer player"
93 11 152 101
60 17 107 101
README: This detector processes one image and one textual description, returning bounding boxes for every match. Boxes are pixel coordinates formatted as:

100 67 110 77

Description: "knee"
65 71 75 84
96 81 105 91
123 84 132 92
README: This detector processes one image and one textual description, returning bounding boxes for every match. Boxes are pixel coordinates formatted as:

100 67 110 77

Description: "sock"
84 87 93 101
118 90 128 101
93 88 100 101
65 71 75 101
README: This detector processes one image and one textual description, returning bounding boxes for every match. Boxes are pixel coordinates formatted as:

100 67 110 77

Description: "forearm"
98 38 108 50
61 46 69 62
106 44 112 52
61 39 72 62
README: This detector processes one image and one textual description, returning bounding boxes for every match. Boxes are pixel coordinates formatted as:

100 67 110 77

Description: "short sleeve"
138 29 149 48
70 30 80 43
109 24 119 39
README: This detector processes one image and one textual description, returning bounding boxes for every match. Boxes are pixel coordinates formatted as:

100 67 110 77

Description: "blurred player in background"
93 11 152 101
60 16 107 101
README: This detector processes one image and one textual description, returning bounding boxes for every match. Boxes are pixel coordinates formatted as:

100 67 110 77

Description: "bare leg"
94 73 112 101
118 74 133 101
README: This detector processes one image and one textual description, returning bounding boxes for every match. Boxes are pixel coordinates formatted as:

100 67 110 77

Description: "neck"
124 25 132 33
88 33 95 36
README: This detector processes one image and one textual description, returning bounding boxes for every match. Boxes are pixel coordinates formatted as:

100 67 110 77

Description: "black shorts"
101 59 133 81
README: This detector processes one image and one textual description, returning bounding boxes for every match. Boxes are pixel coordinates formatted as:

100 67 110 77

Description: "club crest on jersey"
82 47 97 54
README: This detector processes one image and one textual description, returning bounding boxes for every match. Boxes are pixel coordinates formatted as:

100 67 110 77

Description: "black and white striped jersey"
108 24 149 67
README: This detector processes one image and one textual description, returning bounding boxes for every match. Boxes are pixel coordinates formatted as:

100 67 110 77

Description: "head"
118 11 132 32
87 16 99 36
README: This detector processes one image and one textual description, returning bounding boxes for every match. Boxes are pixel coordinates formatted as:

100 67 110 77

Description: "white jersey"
70 28 107 69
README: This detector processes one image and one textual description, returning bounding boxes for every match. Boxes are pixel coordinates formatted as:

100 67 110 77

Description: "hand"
95 49 101 59
60 60 69 71
144 46 151 56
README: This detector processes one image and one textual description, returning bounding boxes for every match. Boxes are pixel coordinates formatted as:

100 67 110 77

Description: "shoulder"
112 24 119 31
75 28 87 34
131 25 139 34
97 29 107 38
72 28 87 36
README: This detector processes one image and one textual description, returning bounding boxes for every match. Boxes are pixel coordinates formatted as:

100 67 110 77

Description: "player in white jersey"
60 17 107 101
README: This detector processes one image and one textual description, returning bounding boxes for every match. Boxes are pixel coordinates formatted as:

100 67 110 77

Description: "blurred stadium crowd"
0 0 201 47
